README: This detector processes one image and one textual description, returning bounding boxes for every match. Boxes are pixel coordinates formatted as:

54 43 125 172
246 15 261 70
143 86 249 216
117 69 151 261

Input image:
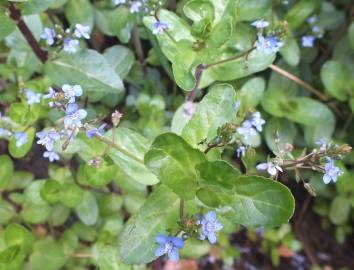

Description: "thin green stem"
95 135 144 164
179 199 185 224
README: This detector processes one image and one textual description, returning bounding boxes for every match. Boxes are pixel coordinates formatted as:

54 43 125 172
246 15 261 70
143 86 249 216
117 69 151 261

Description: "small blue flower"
14 132 28 147
43 151 60 162
40 27 55 46
64 103 87 127
250 19 269 29
152 21 169 34
44 87 56 99
86 123 107 138
256 34 283 54
130 1 142 13
0 128 12 137
25 90 41 105
63 38 79 53
113 0 126 5
74 24 90 39
62 84 83 103
312 26 324 39
323 158 342 184
237 121 257 140
36 130 60 151
155 234 184 262
256 162 282 176
307 16 317 25
301 35 315 48
249 112 265 132
197 211 223 244
236 146 246 158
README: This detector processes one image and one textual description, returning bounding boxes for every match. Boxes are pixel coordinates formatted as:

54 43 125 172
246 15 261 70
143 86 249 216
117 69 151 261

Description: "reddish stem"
8 3 48 63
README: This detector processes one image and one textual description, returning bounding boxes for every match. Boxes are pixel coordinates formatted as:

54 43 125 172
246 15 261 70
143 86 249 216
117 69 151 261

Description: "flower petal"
155 246 166 257
205 211 216 222
207 233 217 244
155 234 168 244
168 248 179 262
171 237 184 248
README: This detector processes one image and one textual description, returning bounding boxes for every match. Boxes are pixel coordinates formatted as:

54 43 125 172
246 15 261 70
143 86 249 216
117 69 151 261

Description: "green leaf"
0 155 14 190
237 0 272 21
321 60 353 101
280 35 300 67
75 191 98 225
239 77 265 109
40 180 61 204
83 164 116 188
285 0 320 29
93 243 119 270
21 0 55 15
0 200 16 225
44 49 124 94
119 185 179 265
265 117 296 153
5 224 33 254
145 133 206 200
64 0 94 29
94 7 133 43
196 160 240 190
74 128 159 186
20 181 52 224
0 245 20 264
9 127 35 159
59 182 83 208
29 239 66 270
226 176 295 227
329 196 351 225
0 13 16 40
182 83 237 149
103 45 135 79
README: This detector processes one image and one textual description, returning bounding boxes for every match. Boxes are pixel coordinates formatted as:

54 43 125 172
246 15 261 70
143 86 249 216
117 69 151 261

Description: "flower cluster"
113 0 145 13
35 84 89 162
255 138 349 186
251 20 284 54
155 211 222 262
40 24 90 54
301 16 324 48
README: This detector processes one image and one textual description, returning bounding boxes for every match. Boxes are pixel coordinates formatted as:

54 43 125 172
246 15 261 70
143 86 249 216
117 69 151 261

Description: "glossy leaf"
119 185 179 265
44 50 124 94
145 133 206 200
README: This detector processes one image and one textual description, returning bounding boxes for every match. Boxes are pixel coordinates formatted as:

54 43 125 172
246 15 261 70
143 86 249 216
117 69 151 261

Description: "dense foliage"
0 0 353 269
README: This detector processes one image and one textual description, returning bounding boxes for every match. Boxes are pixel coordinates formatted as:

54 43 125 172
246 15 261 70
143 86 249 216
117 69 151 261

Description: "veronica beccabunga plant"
1 1 353 269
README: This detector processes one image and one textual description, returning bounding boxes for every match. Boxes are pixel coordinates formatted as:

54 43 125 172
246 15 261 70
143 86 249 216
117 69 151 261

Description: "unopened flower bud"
112 110 123 127
284 143 294 152
339 144 352 154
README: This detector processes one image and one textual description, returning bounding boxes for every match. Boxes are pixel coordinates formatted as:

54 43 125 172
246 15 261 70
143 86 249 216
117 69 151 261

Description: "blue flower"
197 211 223 244
155 234 184 262
130 1 142 13
249 112 265 132
152 21 169 34
62 84 83 103
14 132 28 147
43 151 60 162
307 16 317 25
312 26 324 39
36 130 60 151
323 158 342 184
74 24 90 39
25 90 41 105
236 146 246 158
236 120 257 140
0 128 12 137
44 87 56 99
256 162 283 176
113 0 126 5
64 103 87 127
301 35 315 48
250 19 269 29
40 27 55 46
86 123 107 138
256 34 283 54
63 38 79 53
